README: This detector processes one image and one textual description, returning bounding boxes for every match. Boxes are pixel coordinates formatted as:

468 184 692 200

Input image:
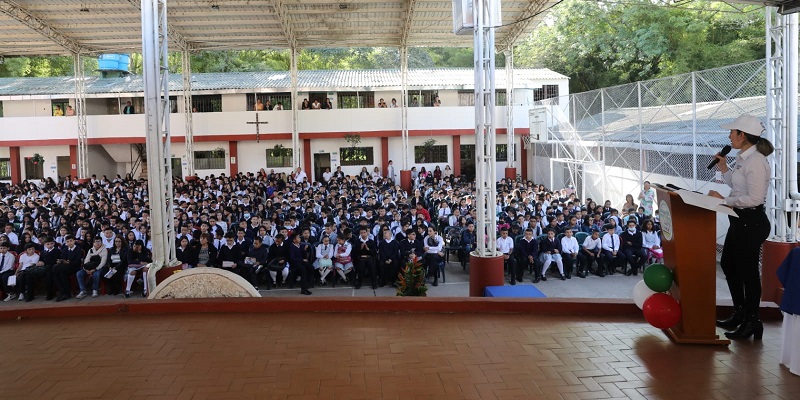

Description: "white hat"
720 114 766 137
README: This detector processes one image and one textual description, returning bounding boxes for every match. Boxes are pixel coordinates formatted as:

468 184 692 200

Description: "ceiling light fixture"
339 4 348 10
211 4 220 10
80 7 89 12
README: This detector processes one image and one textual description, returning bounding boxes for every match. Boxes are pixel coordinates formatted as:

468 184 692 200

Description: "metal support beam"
272 0 298 49
505 45 515 170
141 0 176 291
400 46 409 170
766 8 788 241
127 0 192 51
291 47 300 169
73 54 88 179
400 0 417 47
0 1 86 54
182 50 194 177
474 0 499 257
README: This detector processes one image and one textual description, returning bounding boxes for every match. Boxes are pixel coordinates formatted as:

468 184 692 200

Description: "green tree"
514 0 765 93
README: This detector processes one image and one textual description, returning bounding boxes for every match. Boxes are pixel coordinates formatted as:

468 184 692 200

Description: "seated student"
516 228 539 282
620 219 647 276
577 228 602 278
560 228 579 279
353 226 379 289
459 222 477 268
217 232 243 270
13 243 39 302
23 237 59 301
242 236 267 287
314 236 335 285
600 224 625 276
641 219 663 265
496 228 517 284
287 233 312 295
536 228 565 282
378 228 400 287
104 236 129 296
266 233 289 289
423 226 445 287
53 235 84 302
332 235 354 286
398 227 422 259
76 237 108 299
195 233 218 268
176 237 196 268
124 239 152 298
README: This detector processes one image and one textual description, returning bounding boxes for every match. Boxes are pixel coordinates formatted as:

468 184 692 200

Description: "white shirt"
424 235 444 254
0 252 15 273
601 233 620 252
316 243 334 259
561 236 579 254
295 171 307 183
582 236 602 252
496 236 514 254
18 252 40 272
722 145 769 208
642 231 661 249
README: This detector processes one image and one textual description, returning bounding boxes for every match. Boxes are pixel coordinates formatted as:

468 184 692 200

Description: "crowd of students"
0 168 664 301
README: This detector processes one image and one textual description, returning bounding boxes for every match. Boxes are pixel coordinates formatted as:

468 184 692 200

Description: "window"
337 92 375 109
457 90 507 106
24 157 43 180
131 97 177 114
339 147 374 166
266 148 293 168
496 144 516 162
0 158 10 180
408 90 438 107
414 145 448 163
52 99 69 116
247 93 292 111
192 95 222 113
533 84 559 104
194 150 226 170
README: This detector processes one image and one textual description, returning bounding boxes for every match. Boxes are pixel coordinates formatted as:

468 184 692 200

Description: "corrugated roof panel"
0 68 567 96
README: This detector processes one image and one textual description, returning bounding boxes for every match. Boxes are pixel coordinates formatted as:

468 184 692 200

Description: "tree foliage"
514 0 765 93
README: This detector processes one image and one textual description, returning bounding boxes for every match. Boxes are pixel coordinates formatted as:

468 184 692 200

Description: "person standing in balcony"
53 105 64 116
65 105 75 116
325 98 333 110
273 101 284 110
389 98 398 108
311 99 322 109
122 101 134 114
709 114 773 341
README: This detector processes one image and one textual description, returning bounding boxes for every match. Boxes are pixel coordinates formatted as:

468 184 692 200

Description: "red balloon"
642 293 682 329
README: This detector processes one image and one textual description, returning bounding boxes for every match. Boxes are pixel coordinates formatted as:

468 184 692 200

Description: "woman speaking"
708 114 773 340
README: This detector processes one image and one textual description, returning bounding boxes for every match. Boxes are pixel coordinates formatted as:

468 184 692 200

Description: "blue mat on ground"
484 285 547 298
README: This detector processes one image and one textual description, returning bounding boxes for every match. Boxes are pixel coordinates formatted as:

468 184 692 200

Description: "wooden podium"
656 187 731 345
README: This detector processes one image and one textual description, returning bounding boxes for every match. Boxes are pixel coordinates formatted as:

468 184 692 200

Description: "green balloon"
643 264 673 293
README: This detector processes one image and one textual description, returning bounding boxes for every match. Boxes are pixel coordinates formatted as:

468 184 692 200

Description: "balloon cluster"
632 264 681 329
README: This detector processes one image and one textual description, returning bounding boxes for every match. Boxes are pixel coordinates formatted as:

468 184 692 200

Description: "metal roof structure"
0 0 572 56
0 67 566 96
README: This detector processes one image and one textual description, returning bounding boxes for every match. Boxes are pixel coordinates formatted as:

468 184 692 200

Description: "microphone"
707 145 732 169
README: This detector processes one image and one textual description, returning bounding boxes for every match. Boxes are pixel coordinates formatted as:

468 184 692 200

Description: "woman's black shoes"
724 319 763 341
716 306 744 330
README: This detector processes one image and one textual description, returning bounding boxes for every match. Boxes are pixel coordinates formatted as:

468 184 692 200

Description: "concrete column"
229 141 238 176
452 135 461 177
9 147 21 185
303 138 312 180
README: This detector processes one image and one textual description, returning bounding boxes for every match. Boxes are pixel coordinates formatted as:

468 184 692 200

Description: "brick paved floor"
0 313 797 400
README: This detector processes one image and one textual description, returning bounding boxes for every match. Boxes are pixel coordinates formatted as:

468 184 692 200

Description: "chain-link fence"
533 59 768 205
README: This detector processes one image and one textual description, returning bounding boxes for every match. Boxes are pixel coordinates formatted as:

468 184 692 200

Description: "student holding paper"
708 114 774 340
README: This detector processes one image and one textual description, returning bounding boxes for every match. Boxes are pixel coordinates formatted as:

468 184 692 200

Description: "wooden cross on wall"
247 112 269 143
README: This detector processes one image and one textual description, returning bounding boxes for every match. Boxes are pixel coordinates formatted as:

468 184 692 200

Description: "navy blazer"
539 236 561 255
777 248 800 315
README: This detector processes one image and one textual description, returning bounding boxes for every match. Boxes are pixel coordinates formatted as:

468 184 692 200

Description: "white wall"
437 90 459 107
19 145 69 182
236 139 294 177
222 94 247 112
86 145 118 178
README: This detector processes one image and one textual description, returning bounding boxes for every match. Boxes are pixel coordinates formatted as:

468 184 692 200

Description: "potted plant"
396 256 428 297
212 147 225 158
29 153 45 165
344 133 361 147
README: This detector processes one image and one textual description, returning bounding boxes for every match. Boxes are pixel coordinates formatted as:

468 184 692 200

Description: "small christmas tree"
396 256 428 297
